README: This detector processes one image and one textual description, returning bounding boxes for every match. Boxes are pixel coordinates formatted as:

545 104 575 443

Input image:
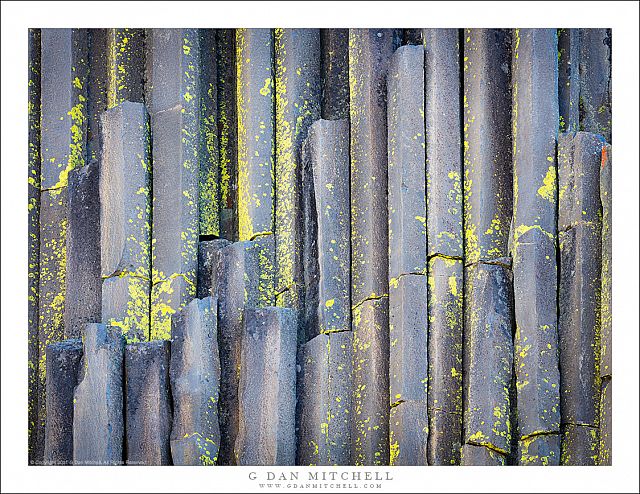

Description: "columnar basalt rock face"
73 323 125 466
170 297 221 466
558 28 580 134
125 340 172 465
44 339 83 465
106 29 145 109
235 307 298 465
197 239 231 299
320 29 349 120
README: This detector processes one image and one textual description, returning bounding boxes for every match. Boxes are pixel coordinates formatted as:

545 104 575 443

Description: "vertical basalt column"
558 131 603 465
125 340 172 465
146 28 201 340
27 27 41 465
235 308 298 465
100 102 151 343
65 160 101 338
170 297 221 465
106 28 145 109
87 29 109 164
579 29 612 143
199 29 220 238
349 27 400 466
73 323 125 466
599 144 612 465
423 28 464 466
36 28 88 463
387 44 428 466
462 29 513 465
274 28 321 309
558 28 580 134
320 29 349 121
217 29 238 241
197 239 231 299
43 339 83 465
511 28 561 466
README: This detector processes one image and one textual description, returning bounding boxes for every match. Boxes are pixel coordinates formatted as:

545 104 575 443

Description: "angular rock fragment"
302 119 351 340
561 424 599 466
320 29 349 120
125 340 172 465
170 297 220 466
518 433 560 466
428 409 462 466
387 44 426 280
297 331 352 465
460 444 506 466
464 263 514 455
235 308 297 465
389 274 428 404
44 339 83 465
197 239 231 299
73 323 125 466
389 401 428 466
66 160 101 338
579 29 612 142
423 28 463 258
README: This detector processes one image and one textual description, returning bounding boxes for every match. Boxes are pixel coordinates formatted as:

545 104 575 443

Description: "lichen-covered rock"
389 401 428 466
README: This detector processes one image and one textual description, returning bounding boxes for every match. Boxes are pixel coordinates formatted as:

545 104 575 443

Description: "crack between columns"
465 258 513 270
321 329 351 335
249 231 274 241
102 270 150 282
390 399 405 408
520 430 560 441
427 253 464 263
351 293 389 311
466 441 508 456
151 272 196 289
559 220 599 234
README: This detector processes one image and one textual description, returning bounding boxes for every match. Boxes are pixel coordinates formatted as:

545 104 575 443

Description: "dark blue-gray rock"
87 29 109 163
349 28 401 307
351 296 390 465
170 297 221 465
558 131 605 231
43 339 83 465
387 44 426 279
560 424 599 466
320 29 349 120
389 401 428 465
598 378 612 465
428 409 462 465
558 28 580 133
65 160 101 338
579 29 611 142
600 144 612 379
197 239 231 299
389 274 428 404
460 444 506 466
463 29 513 264
464 263 514 455
427 256 463 416
403 29 423 45
125 340 172 465
301 119 351 340
73 323 125 466
297 331 352 465
518 433 560 466
512 229 561 437
423 28 463 258
274 29 321 309
106 29 145 108
559 223 602 426
236 28 275 241
235 307 297 465
101 274 150 343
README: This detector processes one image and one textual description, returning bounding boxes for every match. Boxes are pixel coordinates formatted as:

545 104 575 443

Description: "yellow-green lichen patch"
537 165 557 203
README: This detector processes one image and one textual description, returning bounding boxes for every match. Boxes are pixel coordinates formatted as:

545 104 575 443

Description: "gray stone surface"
302 119 351 340
559 222 602 426
600 144 612 379
512 229 561 437
389 274 428 404
197 239 231 299
170 297 221 465
558 28 580 133
66 159 101 338
125 340 172 466
351 296 390 465
558 131 605 231
427 257 463 415
579 29 612 142
236 28 275 241
106 29 145 108
598 378 612 465
44 339 83 465
102 274 150 343
387 44 426 279
561 424 599 466
297 331 352 465
87 29 109 163
518 433 560 466
150 274 196 341
349 29 401 306
389 401 428 465
428 409 462 466
235 308 297 465
73 323 125 465
423 28 463 258
460 443 506 466
463 29 513 264
275 29 321 307
464 263 514 455
320 29 349 120
100 101 151 279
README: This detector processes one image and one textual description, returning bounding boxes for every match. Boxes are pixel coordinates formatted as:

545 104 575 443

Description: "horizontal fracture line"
321 329 352 335
152 272 195 287
520 430 560 441
249 231 274 241
561 422 599 429
390 271 426 282
351 293 389 311
465 258 512 270
40 184 67 193
390 400 405 408
559 220 600 234
427 253 464 262
102 271 150 281
465 441 508 456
